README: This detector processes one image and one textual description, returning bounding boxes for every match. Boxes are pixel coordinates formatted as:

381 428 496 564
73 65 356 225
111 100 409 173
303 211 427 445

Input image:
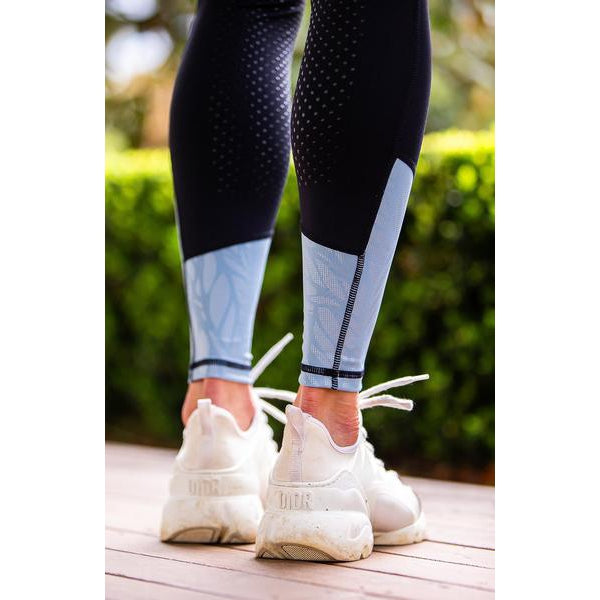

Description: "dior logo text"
188 479 221 495
276 490 313 510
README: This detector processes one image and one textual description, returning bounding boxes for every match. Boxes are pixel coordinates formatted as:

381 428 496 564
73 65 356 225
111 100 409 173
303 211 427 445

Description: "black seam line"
331 253 365 389
189 358 251 371
300 364 364 379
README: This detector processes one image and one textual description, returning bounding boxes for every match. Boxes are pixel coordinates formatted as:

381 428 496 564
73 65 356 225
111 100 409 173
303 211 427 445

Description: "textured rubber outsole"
255 510 373 562
256 541 372 562
163 524 252 544
374 512 427 545
160 495 263 544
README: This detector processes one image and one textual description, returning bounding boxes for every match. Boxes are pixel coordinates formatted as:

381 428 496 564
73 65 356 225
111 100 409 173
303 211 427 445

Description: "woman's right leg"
169 0 304 428
292 0 432 444
256 2 432 559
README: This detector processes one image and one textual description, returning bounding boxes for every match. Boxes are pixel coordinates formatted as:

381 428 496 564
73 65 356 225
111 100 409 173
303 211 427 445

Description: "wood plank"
405 476 494 498
106 497 161 536
106 574 229 600
107 548 375 600
112 523 494 571
106 529 493 591
106 442 176 462
106 541 493 600
425 527 493 549
374 543 494 570
227 539 494 572
233 540 495 571
105 444 174 474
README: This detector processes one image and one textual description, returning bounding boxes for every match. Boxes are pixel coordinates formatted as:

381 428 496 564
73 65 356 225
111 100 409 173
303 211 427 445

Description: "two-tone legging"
169 0 431 392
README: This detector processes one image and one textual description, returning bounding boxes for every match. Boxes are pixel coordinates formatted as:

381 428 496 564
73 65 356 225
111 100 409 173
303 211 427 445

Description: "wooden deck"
106 443 495 599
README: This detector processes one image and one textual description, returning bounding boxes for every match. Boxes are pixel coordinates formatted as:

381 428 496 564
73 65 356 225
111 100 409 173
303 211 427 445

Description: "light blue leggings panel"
299 159 413 391
184 238 271 383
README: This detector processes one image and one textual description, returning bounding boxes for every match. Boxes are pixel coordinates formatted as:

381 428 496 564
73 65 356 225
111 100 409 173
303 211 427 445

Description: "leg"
256 3 431 558
169 0 304 427
293 0 432 444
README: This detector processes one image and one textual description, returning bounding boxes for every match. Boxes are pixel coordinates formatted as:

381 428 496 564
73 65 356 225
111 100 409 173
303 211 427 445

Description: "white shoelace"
250 333 295 424
252 333 429 425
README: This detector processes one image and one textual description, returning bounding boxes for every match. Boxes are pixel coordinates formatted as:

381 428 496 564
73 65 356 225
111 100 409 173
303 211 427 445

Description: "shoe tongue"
285 405 305 439
196 398 213 436
285 404 302 418
285 404 305 448
192 398 249 437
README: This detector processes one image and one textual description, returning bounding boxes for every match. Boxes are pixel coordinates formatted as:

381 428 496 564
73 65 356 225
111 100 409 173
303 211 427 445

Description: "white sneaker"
254 375 429 561
159 335 294 544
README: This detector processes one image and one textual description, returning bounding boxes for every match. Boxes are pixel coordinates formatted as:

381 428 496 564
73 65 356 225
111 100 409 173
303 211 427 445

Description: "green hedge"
106 129 494 475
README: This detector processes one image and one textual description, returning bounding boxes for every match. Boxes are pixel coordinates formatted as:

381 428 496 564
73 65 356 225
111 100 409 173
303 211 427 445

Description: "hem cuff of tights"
189 363 252 384
299 372 362 393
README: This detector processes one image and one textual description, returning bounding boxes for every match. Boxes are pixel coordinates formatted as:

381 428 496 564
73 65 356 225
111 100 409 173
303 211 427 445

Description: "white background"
0 1 599 597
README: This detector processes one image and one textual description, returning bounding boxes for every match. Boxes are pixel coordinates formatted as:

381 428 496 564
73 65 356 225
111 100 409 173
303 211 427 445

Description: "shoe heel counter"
271 405 305 482
272 406 354 483
176 399 244 471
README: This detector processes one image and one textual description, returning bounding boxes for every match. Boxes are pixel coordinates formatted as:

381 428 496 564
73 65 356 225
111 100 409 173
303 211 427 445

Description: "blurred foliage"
106 129 494 476
105 0 494 147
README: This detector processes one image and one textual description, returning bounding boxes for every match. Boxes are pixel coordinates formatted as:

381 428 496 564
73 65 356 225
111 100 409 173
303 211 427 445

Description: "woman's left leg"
169 0 304 427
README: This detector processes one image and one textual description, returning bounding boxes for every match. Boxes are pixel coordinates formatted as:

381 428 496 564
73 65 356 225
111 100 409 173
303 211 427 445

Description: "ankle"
298 386 360 447
182 378 255 431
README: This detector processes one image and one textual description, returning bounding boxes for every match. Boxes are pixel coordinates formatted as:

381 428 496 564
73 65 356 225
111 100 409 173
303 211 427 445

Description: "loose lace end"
250 333 294 383
256 371 428 423
359 373 429 399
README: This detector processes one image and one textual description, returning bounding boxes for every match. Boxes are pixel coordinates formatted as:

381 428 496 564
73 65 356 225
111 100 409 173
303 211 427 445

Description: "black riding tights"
170 0 431 391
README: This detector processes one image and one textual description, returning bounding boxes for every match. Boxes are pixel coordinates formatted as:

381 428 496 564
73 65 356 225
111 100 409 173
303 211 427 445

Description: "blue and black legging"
170 0 431 392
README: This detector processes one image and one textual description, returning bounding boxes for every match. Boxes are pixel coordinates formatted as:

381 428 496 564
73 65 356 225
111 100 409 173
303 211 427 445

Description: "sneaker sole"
373 512 427 545
160 495 263 544
255 509 373 562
